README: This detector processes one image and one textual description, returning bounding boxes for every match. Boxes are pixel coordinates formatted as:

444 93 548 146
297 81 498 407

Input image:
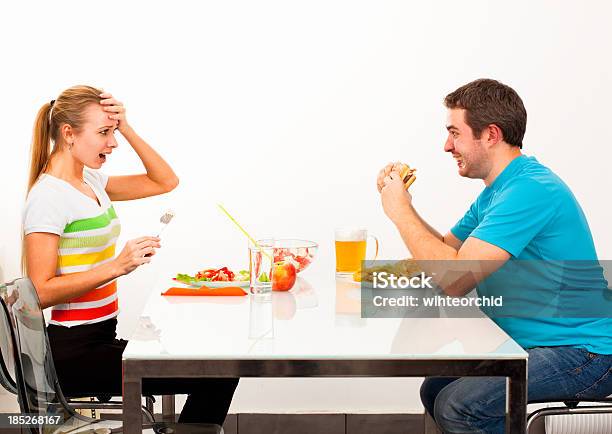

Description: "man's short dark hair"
444 78 527 148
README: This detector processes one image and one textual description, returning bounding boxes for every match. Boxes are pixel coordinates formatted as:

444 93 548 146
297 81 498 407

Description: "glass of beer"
334 228 379 277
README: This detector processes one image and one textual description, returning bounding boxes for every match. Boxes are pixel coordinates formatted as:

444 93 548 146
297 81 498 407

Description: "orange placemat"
162 286 248 296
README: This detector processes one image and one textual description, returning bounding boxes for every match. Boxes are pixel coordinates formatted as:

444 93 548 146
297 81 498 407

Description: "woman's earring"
69 142 74 150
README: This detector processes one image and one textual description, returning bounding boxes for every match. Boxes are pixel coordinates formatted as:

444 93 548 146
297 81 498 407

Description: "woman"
23 85 238 424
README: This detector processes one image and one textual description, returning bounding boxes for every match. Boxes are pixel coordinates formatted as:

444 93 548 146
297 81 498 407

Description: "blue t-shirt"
451 155 612 354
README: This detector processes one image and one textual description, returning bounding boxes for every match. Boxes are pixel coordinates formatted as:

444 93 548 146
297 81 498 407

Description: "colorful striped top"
23 168 121 327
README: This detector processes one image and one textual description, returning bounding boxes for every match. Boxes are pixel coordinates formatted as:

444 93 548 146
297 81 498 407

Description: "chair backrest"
0 282 18 394
0 278 79 424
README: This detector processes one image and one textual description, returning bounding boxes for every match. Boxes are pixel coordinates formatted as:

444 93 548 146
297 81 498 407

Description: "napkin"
161 286 248 296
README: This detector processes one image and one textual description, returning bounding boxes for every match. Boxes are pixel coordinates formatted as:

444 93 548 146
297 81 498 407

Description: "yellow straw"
217 204 274 261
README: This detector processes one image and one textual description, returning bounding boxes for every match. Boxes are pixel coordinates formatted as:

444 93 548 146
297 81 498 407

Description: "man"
377 78 612 433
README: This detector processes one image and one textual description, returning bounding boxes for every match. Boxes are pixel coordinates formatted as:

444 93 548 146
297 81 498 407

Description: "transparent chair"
0 282 17 395
2 282 139 415
1 277 223 434
527 397 612 431
1 282 155 420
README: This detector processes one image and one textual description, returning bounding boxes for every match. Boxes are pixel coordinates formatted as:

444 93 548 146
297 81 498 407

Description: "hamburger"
397 163 417 190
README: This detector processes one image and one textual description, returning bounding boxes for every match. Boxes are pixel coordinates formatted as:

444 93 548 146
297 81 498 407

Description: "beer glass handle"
367 235 379 261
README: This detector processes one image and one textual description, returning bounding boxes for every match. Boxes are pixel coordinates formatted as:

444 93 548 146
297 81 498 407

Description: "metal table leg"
123 360 143 434
507 359 528 434
162 395 176 422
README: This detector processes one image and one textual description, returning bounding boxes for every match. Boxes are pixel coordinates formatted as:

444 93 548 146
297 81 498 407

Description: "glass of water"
249 238 274 299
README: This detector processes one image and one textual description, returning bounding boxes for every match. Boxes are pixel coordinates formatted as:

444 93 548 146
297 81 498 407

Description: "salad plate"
179 280 250 289
174 266 250 288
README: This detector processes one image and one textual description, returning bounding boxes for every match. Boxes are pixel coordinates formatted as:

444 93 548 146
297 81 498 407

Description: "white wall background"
1 0 611 414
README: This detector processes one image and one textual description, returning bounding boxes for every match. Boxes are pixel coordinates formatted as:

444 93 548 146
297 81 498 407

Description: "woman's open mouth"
99 153 107 163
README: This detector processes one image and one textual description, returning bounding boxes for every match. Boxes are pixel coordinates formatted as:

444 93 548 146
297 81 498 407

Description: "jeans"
420 346 612 434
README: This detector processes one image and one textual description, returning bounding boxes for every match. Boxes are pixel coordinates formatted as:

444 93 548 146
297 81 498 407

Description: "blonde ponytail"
28 101 54 192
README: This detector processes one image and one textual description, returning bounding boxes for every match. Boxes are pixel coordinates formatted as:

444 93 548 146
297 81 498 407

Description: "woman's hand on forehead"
99 91 129 132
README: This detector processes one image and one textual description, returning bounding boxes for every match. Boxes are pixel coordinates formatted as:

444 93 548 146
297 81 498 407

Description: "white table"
122 268 528 433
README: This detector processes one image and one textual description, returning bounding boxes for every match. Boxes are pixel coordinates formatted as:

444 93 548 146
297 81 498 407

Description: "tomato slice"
195 266 239 281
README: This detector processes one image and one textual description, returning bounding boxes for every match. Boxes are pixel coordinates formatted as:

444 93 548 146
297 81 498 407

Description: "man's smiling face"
444 108 491 180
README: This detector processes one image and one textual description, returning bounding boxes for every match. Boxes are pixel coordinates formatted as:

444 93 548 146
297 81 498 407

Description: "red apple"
272 261 297 291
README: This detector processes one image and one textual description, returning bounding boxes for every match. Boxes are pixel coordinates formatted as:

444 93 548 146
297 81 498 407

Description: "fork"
156 209 175 237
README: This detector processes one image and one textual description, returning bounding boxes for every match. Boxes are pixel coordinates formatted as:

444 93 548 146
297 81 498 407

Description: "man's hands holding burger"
377 162 417 225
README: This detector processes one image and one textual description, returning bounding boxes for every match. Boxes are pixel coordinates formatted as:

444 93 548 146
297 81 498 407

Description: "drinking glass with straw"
217 204 274 298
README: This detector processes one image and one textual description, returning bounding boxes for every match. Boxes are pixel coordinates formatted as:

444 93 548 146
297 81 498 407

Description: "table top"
123 259 527 362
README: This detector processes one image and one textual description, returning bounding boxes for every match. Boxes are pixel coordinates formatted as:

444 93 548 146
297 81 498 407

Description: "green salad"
174 267 249 284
